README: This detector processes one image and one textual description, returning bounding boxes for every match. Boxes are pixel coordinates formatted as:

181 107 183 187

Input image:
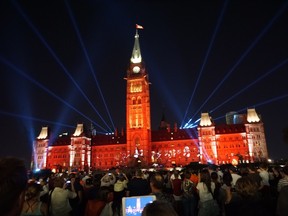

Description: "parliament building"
32 28 269 172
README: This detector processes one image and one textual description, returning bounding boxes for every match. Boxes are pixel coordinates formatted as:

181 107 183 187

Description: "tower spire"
130 24 143 64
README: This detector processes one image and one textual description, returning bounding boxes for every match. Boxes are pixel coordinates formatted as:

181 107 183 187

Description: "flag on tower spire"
136 24 144 29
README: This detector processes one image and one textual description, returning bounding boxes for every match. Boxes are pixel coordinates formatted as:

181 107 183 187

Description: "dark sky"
0 0 287 167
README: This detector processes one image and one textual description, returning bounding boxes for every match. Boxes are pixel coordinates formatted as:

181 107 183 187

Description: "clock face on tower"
132 66 140 73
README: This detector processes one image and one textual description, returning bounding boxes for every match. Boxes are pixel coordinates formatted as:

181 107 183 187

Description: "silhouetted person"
141 200 179 216
126 169 150 197
277 185 288 216
0 157 28 216
21 182 47 215
225 176 271 216
150 173 175 208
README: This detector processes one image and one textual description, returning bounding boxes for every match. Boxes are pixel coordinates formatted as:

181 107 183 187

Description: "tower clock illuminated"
133 66 140 73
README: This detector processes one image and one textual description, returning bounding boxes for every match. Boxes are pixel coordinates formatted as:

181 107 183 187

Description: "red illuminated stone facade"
32 30 268 172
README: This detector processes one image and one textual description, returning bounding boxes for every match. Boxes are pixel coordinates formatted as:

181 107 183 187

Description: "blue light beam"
65 1 116 131
13 1 113 133
0 110 75 128
210 58 288 113
0 56 108 133
181 0 228 128
213 93 288 122
189 1 288 122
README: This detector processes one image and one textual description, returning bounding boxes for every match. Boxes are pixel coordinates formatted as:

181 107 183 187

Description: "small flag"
136 24 144 29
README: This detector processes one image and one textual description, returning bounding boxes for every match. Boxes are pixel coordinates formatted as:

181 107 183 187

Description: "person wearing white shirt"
49 176 77 216
196 169 219 216
228 165 241 188
258 163 270 187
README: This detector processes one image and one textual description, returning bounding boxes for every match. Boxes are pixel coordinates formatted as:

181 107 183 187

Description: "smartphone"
66 180 71 183
122 195 156 216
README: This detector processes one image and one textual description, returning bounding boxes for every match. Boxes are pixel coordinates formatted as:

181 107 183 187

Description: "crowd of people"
1 156 288 216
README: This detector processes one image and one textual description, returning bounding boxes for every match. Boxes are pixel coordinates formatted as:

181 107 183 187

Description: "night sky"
0 0 288 168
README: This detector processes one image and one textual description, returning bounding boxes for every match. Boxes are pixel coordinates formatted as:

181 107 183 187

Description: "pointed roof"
199 113 213 126
247 108 260 123
159 112 169 130
130 29 142 64
73 123 84 136
37 126 49 139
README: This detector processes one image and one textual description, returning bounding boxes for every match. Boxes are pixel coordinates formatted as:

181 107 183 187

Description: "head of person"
259 162 268 170
222 171 233 187
247 164 257 172
135 169 143 178
39 178 47 186
53 176 65 188
0 157 28 216
118 173 125 181
235 176 258 199
141 200 178 216
199 169 212 191
150 173 164 192
228 165 238 174
85 177 94 186
173 170 179 178
25 182 42 201
239 166 249 176
199 169 211 183
210 171 219 182
184 171 191 179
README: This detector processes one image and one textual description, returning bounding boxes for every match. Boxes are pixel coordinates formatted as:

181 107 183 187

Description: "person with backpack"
182 171 198 216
